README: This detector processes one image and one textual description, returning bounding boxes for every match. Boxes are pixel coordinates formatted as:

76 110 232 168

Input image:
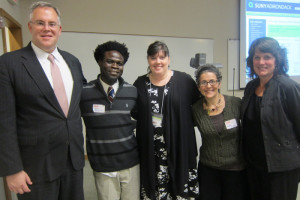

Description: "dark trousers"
17 154 84 200
247 166 300 200
197 163 248 200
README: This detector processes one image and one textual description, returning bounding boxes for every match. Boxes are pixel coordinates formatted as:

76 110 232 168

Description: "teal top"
192 95 244 170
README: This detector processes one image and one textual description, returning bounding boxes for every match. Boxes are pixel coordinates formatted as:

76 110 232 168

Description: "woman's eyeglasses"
199 79 219 86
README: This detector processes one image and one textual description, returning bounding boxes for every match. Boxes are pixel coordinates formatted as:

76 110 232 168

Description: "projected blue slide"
249 19 266 45
245 0 300 77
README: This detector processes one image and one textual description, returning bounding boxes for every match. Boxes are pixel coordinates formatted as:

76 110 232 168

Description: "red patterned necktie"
107 86 114 102
48 54 69 117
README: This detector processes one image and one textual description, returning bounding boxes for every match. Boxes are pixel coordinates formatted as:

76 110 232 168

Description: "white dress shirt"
99 77 119 96
31 43 74 105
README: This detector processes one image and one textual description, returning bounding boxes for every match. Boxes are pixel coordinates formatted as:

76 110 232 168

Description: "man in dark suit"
0 2 86 200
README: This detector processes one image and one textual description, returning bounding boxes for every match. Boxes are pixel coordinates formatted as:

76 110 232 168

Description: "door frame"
0 8 23 53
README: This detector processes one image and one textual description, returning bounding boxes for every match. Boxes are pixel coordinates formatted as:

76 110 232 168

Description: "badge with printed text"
152 113 163 128
224 119 238 129
93 104 105 113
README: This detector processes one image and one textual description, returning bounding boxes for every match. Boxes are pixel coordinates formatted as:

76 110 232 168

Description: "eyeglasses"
199 79 219 86
30 20 60 28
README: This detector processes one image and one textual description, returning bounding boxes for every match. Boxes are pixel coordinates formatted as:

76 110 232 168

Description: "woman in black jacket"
241 37 300 200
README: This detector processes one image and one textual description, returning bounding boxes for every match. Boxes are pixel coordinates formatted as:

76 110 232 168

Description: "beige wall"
0 0 22 23
6 0 243 96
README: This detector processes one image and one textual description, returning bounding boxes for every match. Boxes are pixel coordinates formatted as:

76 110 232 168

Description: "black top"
149 83 168 115
243 94 268 170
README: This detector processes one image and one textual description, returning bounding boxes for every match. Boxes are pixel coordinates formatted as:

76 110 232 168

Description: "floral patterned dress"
141 78 199 200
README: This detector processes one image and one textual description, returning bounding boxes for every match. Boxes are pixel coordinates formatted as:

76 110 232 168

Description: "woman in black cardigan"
132 41 199 199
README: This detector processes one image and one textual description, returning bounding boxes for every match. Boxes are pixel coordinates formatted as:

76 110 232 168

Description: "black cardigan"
132 70 200 198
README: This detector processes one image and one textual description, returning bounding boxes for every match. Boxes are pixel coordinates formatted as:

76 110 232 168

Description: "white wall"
58 32 214 84
1 0 244 96
18 0 244 97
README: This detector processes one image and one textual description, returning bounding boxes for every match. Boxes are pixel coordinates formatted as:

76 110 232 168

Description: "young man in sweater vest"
80 41 139 200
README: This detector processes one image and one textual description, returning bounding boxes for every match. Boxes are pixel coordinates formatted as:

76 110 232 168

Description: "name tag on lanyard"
152 113 163 128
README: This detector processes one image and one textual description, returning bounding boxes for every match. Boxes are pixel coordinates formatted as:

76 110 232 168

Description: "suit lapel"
21 44 66 117
59 49 81 117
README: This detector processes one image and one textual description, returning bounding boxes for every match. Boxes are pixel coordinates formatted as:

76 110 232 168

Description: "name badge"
93 104 105 113
152 113 163 128
225 119 238 129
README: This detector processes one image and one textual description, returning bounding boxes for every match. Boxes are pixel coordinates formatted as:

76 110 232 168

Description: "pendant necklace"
204 94 222 115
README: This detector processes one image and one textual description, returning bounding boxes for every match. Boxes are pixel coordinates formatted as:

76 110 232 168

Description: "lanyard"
149 83 166 114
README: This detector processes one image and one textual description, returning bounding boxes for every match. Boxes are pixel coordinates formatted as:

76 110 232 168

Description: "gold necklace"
204 94 222 115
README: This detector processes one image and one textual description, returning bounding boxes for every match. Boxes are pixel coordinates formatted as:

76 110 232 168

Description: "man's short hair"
29 1 61 25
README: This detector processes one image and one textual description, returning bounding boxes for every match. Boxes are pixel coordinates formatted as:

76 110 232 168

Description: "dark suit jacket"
0 43 86 182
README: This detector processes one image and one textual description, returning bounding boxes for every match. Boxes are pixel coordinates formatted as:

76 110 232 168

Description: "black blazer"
0 43 86 182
